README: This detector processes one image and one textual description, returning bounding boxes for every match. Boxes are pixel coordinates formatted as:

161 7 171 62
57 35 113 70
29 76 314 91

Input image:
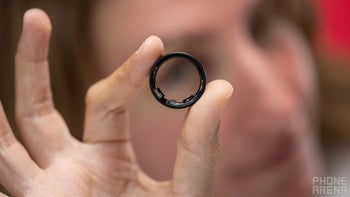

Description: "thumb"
172 80 233 197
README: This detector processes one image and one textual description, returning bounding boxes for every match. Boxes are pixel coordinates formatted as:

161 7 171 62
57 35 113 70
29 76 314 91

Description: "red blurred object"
314 0 350 61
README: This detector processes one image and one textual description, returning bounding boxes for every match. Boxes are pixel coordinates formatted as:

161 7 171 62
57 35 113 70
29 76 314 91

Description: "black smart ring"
149 52 206 109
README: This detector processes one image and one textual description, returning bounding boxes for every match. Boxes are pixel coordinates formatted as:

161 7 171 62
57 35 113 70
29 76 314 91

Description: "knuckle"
0 129 16 149
85 82 122 113
85 83 101 105
15 99 53 121
178 134 201 156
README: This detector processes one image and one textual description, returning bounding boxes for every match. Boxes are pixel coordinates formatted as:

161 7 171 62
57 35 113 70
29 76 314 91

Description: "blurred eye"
156 57 200 101
248 1 274 46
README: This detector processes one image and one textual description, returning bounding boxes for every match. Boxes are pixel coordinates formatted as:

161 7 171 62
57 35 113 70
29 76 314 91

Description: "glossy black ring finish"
149 52 206 109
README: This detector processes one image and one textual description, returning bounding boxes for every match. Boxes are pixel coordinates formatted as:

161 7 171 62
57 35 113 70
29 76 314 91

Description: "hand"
0 9 233 197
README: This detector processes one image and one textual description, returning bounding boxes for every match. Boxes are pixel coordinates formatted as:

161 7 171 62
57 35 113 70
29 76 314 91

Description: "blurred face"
91 0 318 196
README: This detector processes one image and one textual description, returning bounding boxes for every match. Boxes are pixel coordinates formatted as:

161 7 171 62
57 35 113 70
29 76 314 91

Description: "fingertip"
150 35 165 53
23 8 52 35
136 35 164 56
18 9 51 62
205 80 233 110
193 79 233 119
126 35 164 78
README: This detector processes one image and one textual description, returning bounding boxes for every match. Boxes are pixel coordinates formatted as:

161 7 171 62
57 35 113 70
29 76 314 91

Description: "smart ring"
149 52 206 109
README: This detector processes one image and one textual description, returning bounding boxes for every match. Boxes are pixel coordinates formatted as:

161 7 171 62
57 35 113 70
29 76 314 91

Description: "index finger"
83 36 164 143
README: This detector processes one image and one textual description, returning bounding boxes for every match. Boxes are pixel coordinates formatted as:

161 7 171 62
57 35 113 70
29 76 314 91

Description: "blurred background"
313 0 350 184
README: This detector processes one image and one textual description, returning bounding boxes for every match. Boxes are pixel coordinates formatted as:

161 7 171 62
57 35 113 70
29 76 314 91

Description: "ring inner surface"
155 57 200 102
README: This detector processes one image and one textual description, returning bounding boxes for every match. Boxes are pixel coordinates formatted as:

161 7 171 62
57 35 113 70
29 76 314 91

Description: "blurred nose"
221 36 296 140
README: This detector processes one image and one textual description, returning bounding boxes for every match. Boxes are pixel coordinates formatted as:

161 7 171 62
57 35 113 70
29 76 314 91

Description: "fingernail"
136 36 156 54
136 37 151 53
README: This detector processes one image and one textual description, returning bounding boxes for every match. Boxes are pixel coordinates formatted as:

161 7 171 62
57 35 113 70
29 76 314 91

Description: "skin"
0 0 321 196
